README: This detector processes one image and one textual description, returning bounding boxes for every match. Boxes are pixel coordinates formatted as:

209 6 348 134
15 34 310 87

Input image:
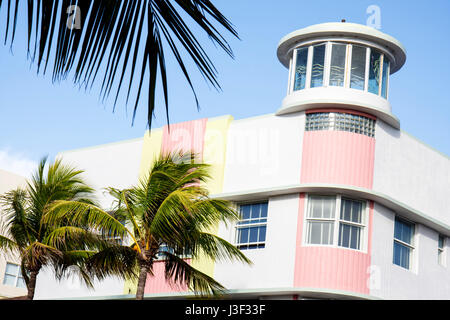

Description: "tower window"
329 43 347 87
310 44 326 88
294 47 308 91
290 42 390 98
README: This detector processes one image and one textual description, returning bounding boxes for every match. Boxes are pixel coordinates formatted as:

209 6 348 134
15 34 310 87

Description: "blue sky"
0 0 449 177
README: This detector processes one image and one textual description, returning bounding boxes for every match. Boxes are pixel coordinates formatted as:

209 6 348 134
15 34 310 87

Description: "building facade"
33 22 450 300
0 169 27 299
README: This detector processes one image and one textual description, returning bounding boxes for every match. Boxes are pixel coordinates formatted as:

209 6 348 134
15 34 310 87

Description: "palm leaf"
162 250 225 296
0 0 238 128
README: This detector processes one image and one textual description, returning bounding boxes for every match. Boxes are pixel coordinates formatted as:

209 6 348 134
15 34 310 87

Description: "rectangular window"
438 235 446 266
3 263 26 288
306 195 336 245
310 44 326 88
350 45 367 90
329 44 347 87
393 217 415 270
236 202 268 250
305 195 367 251
338 198 365 250
294 48 308 91
368 49 382 95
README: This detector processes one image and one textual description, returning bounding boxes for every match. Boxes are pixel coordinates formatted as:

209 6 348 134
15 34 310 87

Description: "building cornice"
212 183 450 237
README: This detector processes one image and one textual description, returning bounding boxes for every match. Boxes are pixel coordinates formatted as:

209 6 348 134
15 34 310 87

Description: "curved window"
350 45 367 90
290 42 390 98
368 50 382 95
305 112 376 137
310 44 326 88
329 44 347 87
294 48 308 91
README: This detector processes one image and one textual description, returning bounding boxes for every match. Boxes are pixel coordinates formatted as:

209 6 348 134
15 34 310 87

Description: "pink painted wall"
293 194 374 295
144 260 191 294
161 118 208 159
300 130 375 189
144 119 208 295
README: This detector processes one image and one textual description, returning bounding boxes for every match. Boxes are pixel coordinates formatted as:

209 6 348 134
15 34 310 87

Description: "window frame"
2 262 26 289
392 216 416 271
234 201 269 250
302 194 369 253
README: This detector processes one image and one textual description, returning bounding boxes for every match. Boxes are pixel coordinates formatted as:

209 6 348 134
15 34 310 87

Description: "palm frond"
162 250 225 296
0 234 19 255
0 188 35 247
186 232 251 265
85 245 139 281
43 200 138 249
0 0 239 128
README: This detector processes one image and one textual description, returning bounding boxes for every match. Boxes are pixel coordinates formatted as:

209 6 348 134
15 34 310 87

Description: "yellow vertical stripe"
191 115 234 277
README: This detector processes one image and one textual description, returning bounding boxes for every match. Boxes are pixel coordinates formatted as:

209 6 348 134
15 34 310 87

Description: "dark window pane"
350 45 366 90
340 198 363 224
381 58 389 98
393 241 411 269
251 203 261 219
249 227 259 243
394 218 414 245
241 205 251 220
238 228 249 244
260 202 268 218
339 224 361 250
311 45 326 88
439 235 445 249
368 49 382 95
259 226 267 242
294 48 308 91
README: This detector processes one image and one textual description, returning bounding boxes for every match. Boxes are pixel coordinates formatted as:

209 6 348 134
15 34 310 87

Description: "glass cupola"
277 22 406 129
291 42 390 98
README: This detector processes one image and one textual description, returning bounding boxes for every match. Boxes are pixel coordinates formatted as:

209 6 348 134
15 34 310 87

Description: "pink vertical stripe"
300 131 375 189
161 118 208 160
144 260 191 294
145 119 208 294
293 195 374 295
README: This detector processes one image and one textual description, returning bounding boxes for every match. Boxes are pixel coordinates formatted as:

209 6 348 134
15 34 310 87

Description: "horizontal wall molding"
54 287 378 300
213 183 450 237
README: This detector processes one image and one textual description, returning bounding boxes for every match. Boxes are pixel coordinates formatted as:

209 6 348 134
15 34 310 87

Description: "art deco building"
32 22 450 300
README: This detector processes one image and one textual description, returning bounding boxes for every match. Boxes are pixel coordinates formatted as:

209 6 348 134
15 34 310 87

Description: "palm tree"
44 152 251 300
0 157 103 300
0 1 238 128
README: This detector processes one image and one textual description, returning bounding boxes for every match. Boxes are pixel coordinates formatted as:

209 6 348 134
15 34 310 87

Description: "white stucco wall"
55 137 144 209
370 203 450 299
373 120 450 225
213 194 299 290
222 113 304 193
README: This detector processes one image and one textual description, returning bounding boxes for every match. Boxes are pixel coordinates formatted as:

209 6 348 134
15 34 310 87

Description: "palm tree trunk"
135 263 149 300
26 270 39 300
